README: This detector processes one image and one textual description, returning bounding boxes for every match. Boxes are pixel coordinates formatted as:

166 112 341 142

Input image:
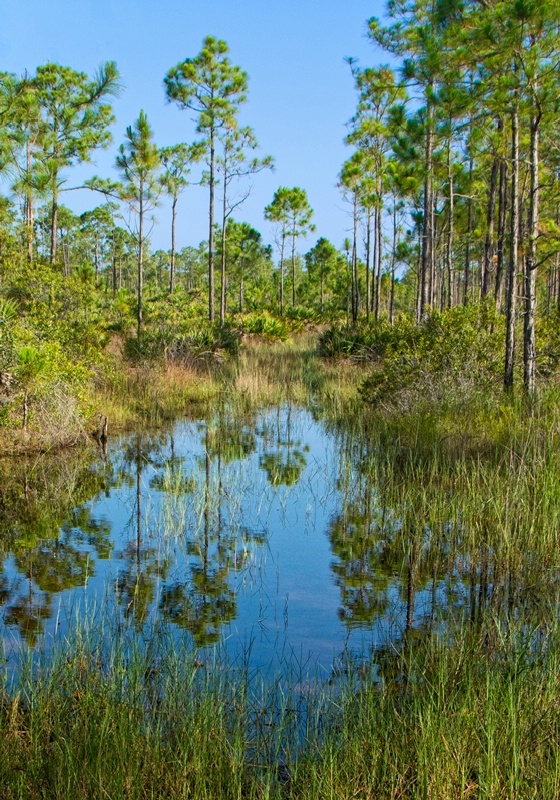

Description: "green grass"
1 612 560 798
4 336 560 797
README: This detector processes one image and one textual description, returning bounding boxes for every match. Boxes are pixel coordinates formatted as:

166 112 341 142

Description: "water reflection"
0 405 558 669
116 435 171 626
260 406 308 486
0 451 111 644
159 423 237 645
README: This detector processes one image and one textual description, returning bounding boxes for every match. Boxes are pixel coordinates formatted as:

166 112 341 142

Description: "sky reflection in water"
0 405 456 673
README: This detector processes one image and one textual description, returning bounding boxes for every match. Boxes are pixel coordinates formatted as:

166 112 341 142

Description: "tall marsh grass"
4 336 560 796
1 611 560 798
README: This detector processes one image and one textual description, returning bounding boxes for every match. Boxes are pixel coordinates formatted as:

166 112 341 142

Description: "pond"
0 402 554 676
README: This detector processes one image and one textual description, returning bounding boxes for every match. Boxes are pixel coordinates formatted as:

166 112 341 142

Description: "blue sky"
2 0 388 254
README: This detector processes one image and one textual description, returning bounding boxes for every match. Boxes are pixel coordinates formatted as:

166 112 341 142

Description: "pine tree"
115 110 161 337
165 37 247 322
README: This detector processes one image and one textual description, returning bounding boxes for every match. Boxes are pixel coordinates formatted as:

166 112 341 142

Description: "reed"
3 336 560 797
1 610 560 798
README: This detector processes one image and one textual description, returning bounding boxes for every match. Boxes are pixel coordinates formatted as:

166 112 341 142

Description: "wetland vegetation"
2 0 560 795
1 339 560 798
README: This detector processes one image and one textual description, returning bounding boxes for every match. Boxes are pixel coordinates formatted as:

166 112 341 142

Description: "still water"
0 404 471 672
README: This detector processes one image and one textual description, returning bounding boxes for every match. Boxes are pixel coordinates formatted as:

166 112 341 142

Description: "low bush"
164 322 242 365
236 311 291 341
320 306 506 413
359 306 505 412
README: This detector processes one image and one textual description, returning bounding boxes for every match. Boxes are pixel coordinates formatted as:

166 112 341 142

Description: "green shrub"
237 311 291 341
164 322 242 365
284 305 317 325
318 320 401 359
358 305 505 411
123 330 171 363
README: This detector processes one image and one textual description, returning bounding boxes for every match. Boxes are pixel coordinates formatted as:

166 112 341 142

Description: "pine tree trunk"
169 196 177 293
95 233 100 286
291 221 297 308
420 92 435 317
463 153 473 305
483 150 499 298
446 138 454 309
495 156 508 311
352 196 359 323
372 205 378 315
415 248 422 324
365 208 371 322
27 141 34 263
220 180 228 326
50 182 58 265
137 184 144 337
523 107 540 395
390 197 397 324
375 193 383 321
279 232 286 316
208 129 215 323
504 101 519 391
346 253 351 326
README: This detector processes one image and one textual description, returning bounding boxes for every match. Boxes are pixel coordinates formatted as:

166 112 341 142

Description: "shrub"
236 311 291 341
164 322 242 365
358 305 505 412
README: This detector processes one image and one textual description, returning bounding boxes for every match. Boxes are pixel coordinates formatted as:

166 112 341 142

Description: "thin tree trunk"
483 149 499 298
495 155 508 310
420 93 434 317
524 104 540 395
94 232 100 286
208 128 215 323
463 154 473 305
371 206 378 314
504 100 519 391
390 194 397 323
352 196 359 323
62 236 69 277
111 231 117 297
345 251 351 326
220 179 228 326
169 196 177 293
430 195 437 309
415 247 422 324
446 136 454 309
365 208 371 322
279 232 286 316
291 221 297 308
375 194 383 320
137 184 144 337
50 182 58 264
26 141 34 263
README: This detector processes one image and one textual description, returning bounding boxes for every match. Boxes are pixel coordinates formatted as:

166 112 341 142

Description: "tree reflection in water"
0 449 113 644
116 433 171 626
160 411 260 646
3 405 534 667
259 404 308 487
